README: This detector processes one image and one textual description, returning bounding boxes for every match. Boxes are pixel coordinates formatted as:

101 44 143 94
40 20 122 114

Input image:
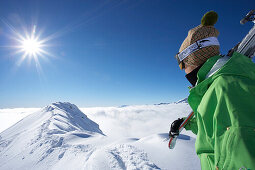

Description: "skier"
169 11 255 170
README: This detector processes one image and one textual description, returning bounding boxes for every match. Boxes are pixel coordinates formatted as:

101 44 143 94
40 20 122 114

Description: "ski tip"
168 137 176 149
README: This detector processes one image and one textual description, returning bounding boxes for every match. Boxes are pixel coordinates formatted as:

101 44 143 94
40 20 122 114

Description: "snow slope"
0 108 39 133
0 101 200 170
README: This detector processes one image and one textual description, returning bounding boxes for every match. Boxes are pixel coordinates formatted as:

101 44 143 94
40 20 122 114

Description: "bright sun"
2 21 54 74
13 25 52 68
21 37 42 56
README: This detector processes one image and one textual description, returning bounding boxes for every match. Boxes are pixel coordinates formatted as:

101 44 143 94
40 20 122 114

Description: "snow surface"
0 101 200 170
0 108 39 133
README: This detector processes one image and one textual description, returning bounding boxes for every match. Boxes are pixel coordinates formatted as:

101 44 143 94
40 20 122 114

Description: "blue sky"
0 0 254 108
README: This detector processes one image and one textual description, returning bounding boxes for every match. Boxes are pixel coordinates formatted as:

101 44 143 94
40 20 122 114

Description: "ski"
168 111 194 149
235 10 255 58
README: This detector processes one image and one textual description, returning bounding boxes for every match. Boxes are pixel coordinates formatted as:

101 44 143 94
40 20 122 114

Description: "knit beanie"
179 11 220 68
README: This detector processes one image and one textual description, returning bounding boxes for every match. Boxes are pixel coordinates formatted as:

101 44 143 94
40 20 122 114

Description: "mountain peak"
39 102 104 135
42 102 80 113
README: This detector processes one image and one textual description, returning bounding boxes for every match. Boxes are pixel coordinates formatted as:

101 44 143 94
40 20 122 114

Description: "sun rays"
0 18 55 77
14 25 51 67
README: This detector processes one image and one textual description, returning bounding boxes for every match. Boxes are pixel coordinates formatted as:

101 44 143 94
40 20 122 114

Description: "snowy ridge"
42 102 104 135
0 101 200 170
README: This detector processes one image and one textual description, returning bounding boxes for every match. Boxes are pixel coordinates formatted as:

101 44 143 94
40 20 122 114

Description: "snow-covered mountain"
0 101 200 170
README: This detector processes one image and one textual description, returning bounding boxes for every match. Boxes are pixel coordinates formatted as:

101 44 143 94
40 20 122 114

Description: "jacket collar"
196 55 222 85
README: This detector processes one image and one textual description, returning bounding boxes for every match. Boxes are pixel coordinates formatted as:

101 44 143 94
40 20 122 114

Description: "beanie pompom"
201 11 218 26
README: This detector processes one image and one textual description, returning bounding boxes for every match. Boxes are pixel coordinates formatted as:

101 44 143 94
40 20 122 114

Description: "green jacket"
185 52 255 170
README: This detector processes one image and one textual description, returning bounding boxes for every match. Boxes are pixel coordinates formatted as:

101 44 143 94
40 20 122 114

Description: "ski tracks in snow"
83 141 161 170
107 144 160 170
